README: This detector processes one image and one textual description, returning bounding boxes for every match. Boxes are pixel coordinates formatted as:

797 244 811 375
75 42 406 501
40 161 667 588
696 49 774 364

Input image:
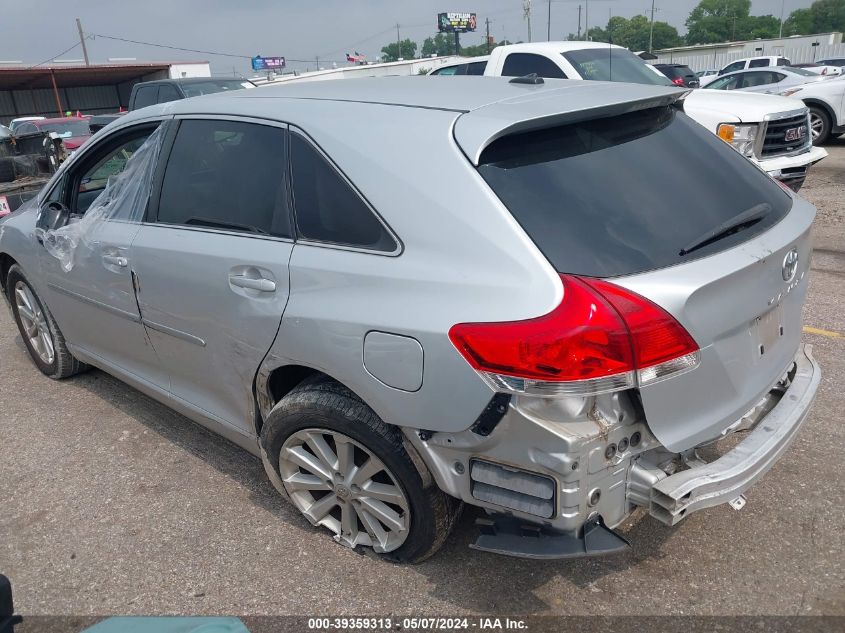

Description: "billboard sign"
438 12 477 33
251 56 286 71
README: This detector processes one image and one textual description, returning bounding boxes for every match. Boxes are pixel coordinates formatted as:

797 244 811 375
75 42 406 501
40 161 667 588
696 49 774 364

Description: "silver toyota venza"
0 77 820 562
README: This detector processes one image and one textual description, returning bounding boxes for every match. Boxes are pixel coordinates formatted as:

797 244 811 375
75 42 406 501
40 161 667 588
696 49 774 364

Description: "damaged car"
0 77 820 562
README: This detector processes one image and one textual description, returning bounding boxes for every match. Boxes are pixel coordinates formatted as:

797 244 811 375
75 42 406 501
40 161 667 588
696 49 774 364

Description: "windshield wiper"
679 203 772 256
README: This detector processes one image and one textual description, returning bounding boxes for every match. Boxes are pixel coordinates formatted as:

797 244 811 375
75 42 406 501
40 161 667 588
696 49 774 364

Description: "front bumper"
637 344 820 526
755 145 828 189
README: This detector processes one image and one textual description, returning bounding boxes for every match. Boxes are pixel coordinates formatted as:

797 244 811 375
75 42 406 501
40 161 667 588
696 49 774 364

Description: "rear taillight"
449 275 699 397
672 77 685 86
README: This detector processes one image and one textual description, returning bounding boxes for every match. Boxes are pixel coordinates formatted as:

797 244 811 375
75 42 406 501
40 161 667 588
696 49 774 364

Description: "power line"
92 33 252 59
28 40 84 69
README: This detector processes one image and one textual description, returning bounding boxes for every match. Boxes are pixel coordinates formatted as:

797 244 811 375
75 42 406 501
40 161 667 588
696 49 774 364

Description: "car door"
36 121 169 387
130 117 293 433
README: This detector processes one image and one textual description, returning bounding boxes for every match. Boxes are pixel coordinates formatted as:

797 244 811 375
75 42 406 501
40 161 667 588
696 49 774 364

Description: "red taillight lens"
449 275 699 397
672 77 685 86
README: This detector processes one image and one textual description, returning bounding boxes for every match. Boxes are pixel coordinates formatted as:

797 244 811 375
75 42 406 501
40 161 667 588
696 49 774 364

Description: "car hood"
685 89 807 123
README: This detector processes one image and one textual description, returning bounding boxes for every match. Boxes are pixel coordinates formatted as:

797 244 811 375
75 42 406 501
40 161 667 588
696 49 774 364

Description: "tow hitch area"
470 515 630 560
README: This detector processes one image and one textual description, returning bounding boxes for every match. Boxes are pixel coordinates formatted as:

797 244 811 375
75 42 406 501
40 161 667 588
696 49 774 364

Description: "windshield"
477 107 791 277
182 80 254 98
562 48 674 86
38 120 90 137
787 67 818 76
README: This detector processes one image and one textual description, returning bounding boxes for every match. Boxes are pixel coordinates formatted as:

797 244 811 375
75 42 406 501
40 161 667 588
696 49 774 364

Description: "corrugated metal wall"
654 43 845 71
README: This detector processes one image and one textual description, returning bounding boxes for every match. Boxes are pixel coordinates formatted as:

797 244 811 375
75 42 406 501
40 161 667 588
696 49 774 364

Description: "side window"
748 58 769 68
777 58 791 66
465 61 487 76
709 75 740 90
73 125 159 213
157 84 182 104
502 53 567 79
721 61 745 74
133 85 158 109
771 72 787 83
290 131 396 252
432 65 460 76
16 123 37 135
740 72 770 88
156 119 291 237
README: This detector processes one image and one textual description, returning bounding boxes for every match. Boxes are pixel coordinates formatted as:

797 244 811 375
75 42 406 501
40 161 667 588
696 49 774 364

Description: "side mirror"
36 200 71 234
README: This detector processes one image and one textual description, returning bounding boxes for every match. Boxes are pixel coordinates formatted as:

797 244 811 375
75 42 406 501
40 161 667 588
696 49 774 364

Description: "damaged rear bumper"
635 344 820 526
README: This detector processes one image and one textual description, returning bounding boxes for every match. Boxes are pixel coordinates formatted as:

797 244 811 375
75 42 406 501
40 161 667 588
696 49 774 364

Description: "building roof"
655 32 843 54
0 62 208 91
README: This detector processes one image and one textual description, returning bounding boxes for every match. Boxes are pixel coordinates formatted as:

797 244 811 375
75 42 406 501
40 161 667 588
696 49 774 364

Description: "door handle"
229 274 276 292
102 255 128 267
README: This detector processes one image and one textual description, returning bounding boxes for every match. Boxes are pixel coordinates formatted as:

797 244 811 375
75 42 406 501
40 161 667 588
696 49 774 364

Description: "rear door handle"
102 255 128 267
229 274 276 293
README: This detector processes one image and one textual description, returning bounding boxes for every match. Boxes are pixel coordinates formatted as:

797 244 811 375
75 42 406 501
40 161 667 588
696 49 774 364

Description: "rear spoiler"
454 82 687 165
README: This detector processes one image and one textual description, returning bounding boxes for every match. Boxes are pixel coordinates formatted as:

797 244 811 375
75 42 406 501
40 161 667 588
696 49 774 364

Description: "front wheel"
260 378 461 563
6 265 87 379
809 106 832 145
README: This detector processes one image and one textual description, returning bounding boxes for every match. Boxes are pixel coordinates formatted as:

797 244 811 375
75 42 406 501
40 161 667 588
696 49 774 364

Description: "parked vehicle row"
430 42 827 190
0 76 821 562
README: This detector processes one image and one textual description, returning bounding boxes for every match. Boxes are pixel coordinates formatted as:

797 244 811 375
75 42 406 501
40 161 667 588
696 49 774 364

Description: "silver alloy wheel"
279 428 411 553
14 281 55 365
810 111 824 140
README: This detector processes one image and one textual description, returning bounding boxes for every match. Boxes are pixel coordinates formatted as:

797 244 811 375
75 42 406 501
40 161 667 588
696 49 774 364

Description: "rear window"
563 48 672 86
181 80 254 98
477 107 791 278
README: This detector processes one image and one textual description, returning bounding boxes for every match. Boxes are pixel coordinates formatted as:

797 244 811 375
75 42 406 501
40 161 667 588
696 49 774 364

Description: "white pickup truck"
431 42 828 191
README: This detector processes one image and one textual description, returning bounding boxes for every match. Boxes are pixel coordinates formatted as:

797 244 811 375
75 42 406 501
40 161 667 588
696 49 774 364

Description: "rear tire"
260 377 461 563
809 106 832 145
6 265 87 379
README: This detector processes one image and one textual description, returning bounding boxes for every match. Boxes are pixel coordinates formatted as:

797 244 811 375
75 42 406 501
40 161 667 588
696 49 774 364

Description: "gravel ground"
1 142 843 617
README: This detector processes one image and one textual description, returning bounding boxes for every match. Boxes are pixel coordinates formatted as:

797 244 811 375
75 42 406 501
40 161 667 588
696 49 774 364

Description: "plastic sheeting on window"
35 125 164 272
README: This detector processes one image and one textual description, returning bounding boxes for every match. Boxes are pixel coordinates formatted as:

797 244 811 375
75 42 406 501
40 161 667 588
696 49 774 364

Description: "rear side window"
749 58 770 68
156 119 291 237
465 61 487 75
290 132 396 252
477 107 791 278
721 60 745 74
157 84 182 104
432 65 460 76
133 85 158 109
777 58 791 66
502 53 567 79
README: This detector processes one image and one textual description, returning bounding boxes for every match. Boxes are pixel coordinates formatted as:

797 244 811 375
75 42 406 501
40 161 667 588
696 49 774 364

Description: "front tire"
6 265 87 379
260 377 461 563
809 106 832 145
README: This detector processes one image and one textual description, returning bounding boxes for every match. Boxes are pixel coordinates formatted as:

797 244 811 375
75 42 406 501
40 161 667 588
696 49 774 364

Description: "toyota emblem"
782 248 799 282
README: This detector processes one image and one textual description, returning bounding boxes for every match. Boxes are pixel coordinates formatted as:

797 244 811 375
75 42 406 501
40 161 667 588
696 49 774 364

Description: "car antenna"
509 73 544 84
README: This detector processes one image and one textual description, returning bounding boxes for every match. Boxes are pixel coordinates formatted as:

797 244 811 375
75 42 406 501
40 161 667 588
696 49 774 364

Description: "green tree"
685 0 752 44
380 39 418 62
586 15 683 51
784 0 845 35
783 8 814 35
422 33 454 57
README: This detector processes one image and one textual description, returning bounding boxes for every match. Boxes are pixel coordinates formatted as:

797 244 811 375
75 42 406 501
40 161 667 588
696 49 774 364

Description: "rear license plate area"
753 304 785 358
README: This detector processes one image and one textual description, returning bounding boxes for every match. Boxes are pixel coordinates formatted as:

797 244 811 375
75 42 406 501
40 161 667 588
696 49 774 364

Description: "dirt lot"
1 143 844 617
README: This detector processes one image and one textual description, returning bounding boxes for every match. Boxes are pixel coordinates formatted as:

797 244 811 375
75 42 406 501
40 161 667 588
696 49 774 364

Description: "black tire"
809 106 832 145
260 377 461 563
6 264 87 379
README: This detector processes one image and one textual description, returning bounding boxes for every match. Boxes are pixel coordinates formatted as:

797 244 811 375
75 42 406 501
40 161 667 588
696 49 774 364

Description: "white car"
791 63 843 76
778 78 845 144
431 42 826 191
703 66 832 94
696 69 719 86
717 56 792 76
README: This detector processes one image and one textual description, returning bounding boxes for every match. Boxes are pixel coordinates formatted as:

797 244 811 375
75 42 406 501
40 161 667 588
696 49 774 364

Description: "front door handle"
102 255 128 267
229 274 276 293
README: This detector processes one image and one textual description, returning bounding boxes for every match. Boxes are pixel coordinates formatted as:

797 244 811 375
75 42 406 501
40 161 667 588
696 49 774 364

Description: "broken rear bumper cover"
633 343 820 526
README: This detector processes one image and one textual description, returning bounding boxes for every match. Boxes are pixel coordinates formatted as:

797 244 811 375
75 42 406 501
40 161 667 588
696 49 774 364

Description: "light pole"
779 0 785 38
649 0 656 53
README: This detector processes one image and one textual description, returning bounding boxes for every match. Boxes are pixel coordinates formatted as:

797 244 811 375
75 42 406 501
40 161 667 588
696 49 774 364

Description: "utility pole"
649 0 656 53
547 0 552 41
585 0 589 41
524 0 532 43
76 18 90 66
396 23 401 59
486 18 492 53
779 0 785 38
577 5 582 40
454 31 460 55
